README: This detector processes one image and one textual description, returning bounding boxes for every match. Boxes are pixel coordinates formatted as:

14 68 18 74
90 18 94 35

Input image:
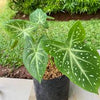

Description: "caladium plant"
4 9 100 94
42 21 100 94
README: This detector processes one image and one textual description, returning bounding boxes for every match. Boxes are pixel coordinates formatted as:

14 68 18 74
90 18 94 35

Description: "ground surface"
50 10 100 21
0 61 62 80
0 66 32 79
15 10 100 21
0 78 100 100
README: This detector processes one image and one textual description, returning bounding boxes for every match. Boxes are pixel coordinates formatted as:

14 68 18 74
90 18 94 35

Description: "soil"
1 10 100 79
43 61 62 80
15 10 100 21
0 60 62 80
49 10 100 21
0 66 32 79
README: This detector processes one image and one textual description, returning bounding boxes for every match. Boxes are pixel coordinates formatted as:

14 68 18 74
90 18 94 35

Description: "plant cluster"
9 0 100 14
9 0 61 14
63 0 100 14
0 3 22 68
4 9 100 94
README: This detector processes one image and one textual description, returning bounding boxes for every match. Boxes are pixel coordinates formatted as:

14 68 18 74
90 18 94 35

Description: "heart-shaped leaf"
23 36 48 82
42 21 100 93
4 19 36 39
29 9 47 25
43 40 100 93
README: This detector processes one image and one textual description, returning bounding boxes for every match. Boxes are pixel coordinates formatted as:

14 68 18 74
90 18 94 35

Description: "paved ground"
0 78 33 100
0 78 100 100
69 82 100 100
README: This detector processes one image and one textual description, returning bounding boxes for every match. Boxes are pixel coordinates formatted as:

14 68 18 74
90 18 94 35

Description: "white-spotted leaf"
68 21 85 45
43 40 100 93
42 21 100 94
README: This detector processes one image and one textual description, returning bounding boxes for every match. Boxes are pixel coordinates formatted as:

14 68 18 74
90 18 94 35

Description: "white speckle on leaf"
68 66 70 68
78 78 81 81
96 73 99 75
46 45 49 47
83 78 85 82
96 78 98 80
89 75 94 77
59 56 61 58
94 56 97 59
62 53 64 55
67 71 70 74
91 67 94 69
79 47 82 49
97 63 99 65
80 53 83 55
94 83 96 85
75 73 77 76
82 57 85 59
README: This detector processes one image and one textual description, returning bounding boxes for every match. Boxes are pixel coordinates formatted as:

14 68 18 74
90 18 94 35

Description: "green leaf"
4 19 36 39
43 40 100 93
42 21 100 94
67 21 85 44
29 9 47 25
47 16 55 20
11 39 18 49
23 36 48 82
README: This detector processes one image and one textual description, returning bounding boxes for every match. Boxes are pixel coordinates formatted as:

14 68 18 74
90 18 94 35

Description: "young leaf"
4 19 36 39
29 9 47 25
23 36 48 82
67 21 85 45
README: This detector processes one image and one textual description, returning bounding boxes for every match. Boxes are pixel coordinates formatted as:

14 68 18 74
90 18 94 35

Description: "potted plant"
4 9 100 100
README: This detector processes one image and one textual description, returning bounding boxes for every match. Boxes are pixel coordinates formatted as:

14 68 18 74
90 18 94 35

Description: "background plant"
0 2 23 68
63 0 100 14
9 0 100 14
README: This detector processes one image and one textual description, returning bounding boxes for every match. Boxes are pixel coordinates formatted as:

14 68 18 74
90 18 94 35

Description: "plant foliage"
0 2 21 68
4 9 100 94
42 21 100 93
9 0 100 14
4 9 49 80
1 20 100 67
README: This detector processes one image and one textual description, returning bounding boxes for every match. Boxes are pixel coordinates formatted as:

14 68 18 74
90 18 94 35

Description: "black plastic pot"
33 75 70 100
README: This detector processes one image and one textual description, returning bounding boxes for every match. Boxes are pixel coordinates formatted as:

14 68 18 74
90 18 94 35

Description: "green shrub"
9 0 62 14
9 0 100 14
63 0 100 14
